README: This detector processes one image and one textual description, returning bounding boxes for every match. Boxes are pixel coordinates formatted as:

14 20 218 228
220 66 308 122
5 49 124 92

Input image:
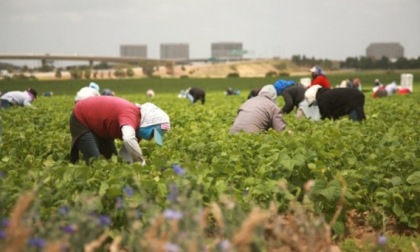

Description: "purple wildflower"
167 184 179 202
115 196 124 209
98 215 111 227
0 230 6 239
28 237 46 248
163 209 183 220
61 224 77 234
378 235 387 245
123 185 134 197
172 164 185 175
1 219 9 228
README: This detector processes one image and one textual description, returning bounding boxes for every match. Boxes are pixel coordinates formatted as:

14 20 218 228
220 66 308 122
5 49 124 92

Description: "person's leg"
76 132 100 164
0 99 10 109
98 138 118 159
348 107 365 122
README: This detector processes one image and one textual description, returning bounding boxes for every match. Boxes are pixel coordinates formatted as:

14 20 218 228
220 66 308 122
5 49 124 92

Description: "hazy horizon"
1 0 419 67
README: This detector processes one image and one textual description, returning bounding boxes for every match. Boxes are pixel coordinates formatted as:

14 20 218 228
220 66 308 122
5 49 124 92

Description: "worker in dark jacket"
186 87 206 104
280 84 306 114
316 88 366 122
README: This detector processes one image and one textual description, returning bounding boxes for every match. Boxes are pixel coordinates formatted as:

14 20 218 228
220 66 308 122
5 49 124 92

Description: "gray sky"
1 0 419 63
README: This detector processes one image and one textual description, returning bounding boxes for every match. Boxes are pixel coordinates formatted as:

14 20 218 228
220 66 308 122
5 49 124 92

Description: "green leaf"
99 182 109 196
125 194 142 208
391 176 402 186
406 171 420 185
307 163 316 169
392 203 403 217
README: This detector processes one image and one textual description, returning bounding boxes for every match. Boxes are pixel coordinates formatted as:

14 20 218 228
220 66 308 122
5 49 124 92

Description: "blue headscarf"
273 79 295 96
137 125 155 140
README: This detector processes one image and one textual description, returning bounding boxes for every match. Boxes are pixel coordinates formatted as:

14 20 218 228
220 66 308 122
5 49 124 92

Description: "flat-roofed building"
160 43 189 60
366 42 404 60
211 42 244 60
120 44 147 58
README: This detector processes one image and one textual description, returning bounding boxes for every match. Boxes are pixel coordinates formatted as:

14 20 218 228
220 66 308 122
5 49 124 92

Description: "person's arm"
23 99 32 107
281 91 294 114
121 125 146 165
272 107 286 132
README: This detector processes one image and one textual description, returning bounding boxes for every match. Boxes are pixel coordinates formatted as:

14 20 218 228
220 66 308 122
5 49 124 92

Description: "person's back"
281 85 306 114
316 88 365 121
385 82 398 96
188 87 205 104
230 85 286 134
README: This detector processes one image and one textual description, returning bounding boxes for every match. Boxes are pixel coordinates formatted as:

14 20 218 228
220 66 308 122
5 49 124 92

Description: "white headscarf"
136 102 170 128
258 84 277 103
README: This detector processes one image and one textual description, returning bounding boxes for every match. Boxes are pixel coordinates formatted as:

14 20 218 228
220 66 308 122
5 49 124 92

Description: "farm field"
0 72 420 251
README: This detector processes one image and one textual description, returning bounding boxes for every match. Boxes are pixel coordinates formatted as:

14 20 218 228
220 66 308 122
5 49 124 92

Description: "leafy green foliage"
0 76 419 249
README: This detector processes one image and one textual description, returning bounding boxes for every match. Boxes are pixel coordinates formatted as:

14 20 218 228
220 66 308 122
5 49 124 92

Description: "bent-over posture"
230 85 286 134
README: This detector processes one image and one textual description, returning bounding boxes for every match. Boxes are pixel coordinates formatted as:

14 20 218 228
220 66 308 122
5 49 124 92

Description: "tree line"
291 55 420 70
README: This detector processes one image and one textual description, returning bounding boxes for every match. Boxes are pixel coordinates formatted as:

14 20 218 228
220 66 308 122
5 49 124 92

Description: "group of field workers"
371 79 412 98
0 66 369 165
230 65 366 134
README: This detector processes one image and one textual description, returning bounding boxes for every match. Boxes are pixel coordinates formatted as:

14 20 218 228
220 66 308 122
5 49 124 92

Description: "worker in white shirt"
0 88 37 109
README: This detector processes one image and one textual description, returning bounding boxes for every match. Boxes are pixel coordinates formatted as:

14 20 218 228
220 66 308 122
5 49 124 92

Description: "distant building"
211 42 244 60
366 42 404 60
160 43 189 61
120 44 147 58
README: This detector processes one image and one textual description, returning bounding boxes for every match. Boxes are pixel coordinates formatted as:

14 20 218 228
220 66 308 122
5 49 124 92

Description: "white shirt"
120 125 146 165
74 87 100 102
0 91 33 106
385 82 398 96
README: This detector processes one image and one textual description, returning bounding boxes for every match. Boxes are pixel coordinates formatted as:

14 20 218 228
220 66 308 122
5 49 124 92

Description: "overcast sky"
1 0 419 63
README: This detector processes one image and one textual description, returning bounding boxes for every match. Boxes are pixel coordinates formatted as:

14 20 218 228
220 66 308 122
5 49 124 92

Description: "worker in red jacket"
309 66 331 89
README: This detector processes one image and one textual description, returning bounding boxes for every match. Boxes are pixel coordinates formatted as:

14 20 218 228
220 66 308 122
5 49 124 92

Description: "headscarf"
258 84 277 103
136 102 171 145
27 88 37 99
273 79 295 95
89 82 100 91
309 66 324 76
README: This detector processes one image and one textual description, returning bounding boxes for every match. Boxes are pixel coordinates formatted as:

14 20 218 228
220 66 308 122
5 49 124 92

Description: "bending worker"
69 96 170 165
230 84 286 134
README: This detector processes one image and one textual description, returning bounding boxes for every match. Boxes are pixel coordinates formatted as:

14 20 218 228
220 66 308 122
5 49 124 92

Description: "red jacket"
310 75 331 89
